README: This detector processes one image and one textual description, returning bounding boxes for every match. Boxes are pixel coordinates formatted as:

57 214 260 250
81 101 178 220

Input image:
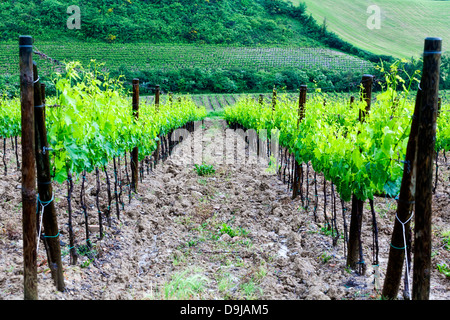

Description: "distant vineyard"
157 91 369 112
0 42 374 77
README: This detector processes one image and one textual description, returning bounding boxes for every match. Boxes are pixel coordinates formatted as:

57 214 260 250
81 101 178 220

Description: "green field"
290 0 450 59
2 0 449 96
160 89 450 113
0 42 374 76
0 40 376 96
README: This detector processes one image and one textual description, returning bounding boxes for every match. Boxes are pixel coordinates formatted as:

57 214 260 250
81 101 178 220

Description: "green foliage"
219 223 249 238
207 110 225 119
193 163 216 176
0 0 395 74
441 230 450 250
320 224 334 236
186 239 198 248
0 0 313 46
76 243 97 268
224 60 450 202
240 279 263 300
437 264 450 278
3 0 449 99
0 41 376 96
10 0 443 97
0 94 21 138
0 61 208 183
126 66 368 95
321 252 333 263
163 268 209 299
441 54 450 87
0 75 20 98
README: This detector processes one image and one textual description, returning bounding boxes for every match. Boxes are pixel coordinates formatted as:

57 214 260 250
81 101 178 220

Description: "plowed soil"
1 119 449 300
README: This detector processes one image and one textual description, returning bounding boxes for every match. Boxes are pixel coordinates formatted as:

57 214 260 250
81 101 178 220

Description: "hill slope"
0 0 390 62
0 0 315 46
6 1 449 96
291 0 450 59
1 0 389 96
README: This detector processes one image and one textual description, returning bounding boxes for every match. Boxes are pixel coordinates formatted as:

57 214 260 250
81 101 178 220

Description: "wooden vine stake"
359 74 373 122
437 96 442 118
33 62 65 292
413 37 441 300
347 74 373 275
19 35 38 300
382 77 426 299
154 85 161 165
292 85 307 200
131 78 139 193
271 86 277 112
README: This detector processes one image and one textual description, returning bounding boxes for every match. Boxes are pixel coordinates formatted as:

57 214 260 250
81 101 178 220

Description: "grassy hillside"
1 42 376 96
1 0 388 96
0 0 316 46
0 0 392 62
290 0 450 59
5 1 449 96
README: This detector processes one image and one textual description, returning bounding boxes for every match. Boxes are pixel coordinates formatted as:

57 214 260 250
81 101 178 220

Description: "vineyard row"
223 38 448 300
1 36 448 300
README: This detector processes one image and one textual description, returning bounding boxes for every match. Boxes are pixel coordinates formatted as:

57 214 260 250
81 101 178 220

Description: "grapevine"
0 61 208 182
224 62 450 202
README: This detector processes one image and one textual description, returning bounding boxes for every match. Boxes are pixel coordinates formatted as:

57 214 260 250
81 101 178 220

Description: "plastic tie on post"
423 51 441 56
43 146 53 155
397 198 415 205
389 243 406 250
43 232 60 239
394 211 414 298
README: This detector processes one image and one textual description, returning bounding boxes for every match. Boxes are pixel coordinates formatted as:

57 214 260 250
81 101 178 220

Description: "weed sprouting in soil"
194 163 216 176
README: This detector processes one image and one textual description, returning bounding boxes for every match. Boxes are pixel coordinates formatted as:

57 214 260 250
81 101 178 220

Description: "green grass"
437 264 450 277
169 208 265 299
193 163 216 176
289 0 450 59
143 267 209 300
207 110 226 119
442 230 450 250
164 268 209 299
219 223 249 238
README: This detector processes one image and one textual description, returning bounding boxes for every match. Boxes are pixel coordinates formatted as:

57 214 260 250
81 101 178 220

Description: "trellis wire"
36 192 55 252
